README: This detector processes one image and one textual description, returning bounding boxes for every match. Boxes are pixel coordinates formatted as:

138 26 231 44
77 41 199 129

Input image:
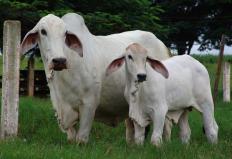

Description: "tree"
156 0 210 55
198 1 232 51
0 0 169 48
156 0 232 55
0 0 73 47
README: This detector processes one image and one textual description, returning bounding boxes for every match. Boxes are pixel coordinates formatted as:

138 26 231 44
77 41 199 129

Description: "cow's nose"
52 58 67 71
52 58 67 65
137 74 147 82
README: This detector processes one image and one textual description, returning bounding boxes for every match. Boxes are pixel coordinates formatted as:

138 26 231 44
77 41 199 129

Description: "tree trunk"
187 40 194 55
177 45 186 55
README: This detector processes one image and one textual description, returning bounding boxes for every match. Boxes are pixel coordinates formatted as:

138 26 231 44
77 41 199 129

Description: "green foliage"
157 0 232 55
0 0 231 55
198 1 232 51
74 0 169 38
0 0 168 48
0 0 74 47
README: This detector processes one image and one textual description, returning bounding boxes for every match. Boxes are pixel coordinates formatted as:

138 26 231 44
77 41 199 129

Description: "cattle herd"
20 13 218 147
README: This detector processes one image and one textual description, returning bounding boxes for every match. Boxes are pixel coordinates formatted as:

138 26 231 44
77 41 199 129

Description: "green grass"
0 55 232 158
0 98 231 159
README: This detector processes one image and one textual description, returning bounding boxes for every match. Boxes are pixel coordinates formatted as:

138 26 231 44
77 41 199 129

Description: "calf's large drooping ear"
20 28 39 55
106 55 125 76
147 56 169 78
65 31 83 57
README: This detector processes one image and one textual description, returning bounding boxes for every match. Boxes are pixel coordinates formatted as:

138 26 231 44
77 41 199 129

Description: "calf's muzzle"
137 74 147 82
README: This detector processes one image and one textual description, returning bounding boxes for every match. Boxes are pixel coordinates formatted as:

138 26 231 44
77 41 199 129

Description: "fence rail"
0 70 49 97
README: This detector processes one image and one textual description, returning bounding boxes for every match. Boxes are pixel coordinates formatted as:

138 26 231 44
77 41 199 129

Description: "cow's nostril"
137 74 147 82
52 58 67 64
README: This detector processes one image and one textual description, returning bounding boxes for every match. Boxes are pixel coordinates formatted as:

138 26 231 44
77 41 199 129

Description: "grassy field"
0 55 231 159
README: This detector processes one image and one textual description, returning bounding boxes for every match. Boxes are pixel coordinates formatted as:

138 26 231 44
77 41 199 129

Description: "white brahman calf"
106 43 218 146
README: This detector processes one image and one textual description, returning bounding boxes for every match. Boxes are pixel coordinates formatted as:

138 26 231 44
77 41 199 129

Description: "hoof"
76 135 89 145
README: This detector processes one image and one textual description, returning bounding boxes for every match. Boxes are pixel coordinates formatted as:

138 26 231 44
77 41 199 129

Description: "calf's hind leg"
178 110 191 144
199 100 218 144
163 118 173 142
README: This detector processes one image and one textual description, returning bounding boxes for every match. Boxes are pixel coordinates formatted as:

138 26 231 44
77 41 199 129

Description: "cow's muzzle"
51 58 67 71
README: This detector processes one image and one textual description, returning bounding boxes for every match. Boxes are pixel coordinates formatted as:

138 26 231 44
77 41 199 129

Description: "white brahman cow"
20 13 170 143
106 43 218 146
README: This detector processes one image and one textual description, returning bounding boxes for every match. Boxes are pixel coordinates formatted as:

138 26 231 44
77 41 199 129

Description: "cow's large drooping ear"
106 55 125 76
147 56 169 78
20 28 39 55
65 31 83 57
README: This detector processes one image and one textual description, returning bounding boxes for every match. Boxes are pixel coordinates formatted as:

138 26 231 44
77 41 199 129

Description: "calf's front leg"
151 106 167 147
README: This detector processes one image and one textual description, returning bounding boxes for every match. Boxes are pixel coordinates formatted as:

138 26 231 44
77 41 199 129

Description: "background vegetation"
0 0 232 55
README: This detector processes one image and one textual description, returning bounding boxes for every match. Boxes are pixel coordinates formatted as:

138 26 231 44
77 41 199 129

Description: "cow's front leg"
67 127 77 143
55 105 78 142
151 106 167 147
76 96 97 144
125 118 134 144
133 121 145 145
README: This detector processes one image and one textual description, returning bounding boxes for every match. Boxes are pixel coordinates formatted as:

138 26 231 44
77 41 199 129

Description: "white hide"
129 55 218 145
21 13 170 143
107 44 218 146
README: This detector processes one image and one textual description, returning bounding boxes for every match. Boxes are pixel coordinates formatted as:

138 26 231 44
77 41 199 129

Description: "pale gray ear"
20 26 39 55
106 54 125 76
147 56 169 78
65 31 83 57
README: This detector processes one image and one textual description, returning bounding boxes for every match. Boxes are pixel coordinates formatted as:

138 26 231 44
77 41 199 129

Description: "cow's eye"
41 29 47 36
128 55 133 61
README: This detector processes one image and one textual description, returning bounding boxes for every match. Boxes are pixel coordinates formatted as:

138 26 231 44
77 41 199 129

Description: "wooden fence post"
223 62 230 102
27 57 35 96
213 34 225 103
0 21 21 139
